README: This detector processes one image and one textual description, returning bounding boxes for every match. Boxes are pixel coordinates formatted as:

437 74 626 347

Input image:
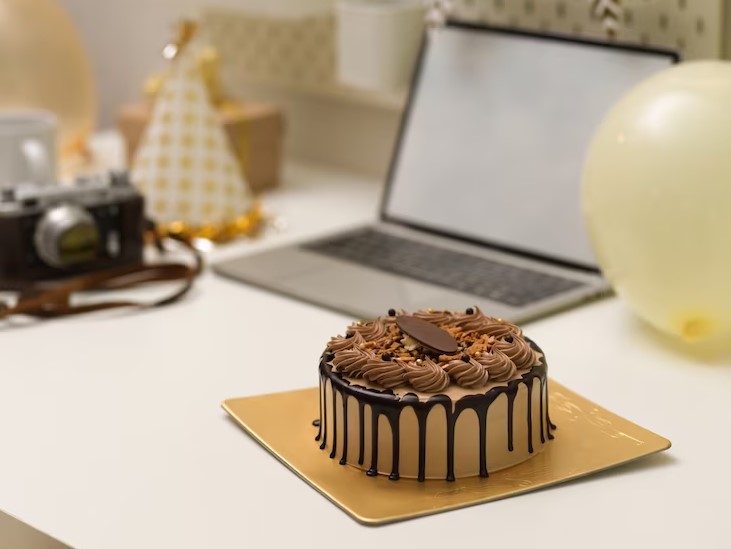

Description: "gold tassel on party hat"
131 20 262 243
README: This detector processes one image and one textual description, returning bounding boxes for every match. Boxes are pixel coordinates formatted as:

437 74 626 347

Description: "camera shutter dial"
34 203 101 268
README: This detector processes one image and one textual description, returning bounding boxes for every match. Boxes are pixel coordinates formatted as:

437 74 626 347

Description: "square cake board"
222 380 671 525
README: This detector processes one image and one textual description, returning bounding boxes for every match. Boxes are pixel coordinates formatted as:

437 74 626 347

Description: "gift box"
118 99 284 193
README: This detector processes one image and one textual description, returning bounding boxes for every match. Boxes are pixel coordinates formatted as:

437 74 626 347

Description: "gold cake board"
222 380 671 525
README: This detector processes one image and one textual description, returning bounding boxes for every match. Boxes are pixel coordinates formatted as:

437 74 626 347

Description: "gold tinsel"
150 201 266 245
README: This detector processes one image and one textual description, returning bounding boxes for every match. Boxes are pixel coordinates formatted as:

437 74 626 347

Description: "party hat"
132 37 257 240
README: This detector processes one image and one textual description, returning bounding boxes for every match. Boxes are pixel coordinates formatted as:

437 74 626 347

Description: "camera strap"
0 235 202 320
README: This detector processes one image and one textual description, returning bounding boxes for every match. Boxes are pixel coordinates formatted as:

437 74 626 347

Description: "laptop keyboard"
302 228 586 307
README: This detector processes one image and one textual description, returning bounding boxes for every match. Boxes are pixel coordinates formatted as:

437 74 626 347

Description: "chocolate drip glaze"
454 395 489 478
526 379 534 454
539 378 545 444
437 399 456 481
506 392 516 452
401 395 430 482
363 403 404 479
357 400 366 465
330 385 338 459
477 407 489 478
546 379 556 439
315 384 323 441
317 340 555 481
386 408 401 481
367 407 379 476
339 393 349 465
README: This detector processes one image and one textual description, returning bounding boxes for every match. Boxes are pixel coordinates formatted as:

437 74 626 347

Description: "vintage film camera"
0 171 145 284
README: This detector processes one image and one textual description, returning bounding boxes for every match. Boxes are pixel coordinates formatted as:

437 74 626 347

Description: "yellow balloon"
0 0 96 156
583 61 731 343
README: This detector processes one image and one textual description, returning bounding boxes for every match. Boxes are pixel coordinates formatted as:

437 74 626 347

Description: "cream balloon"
583 61 731 342
0 0 96 156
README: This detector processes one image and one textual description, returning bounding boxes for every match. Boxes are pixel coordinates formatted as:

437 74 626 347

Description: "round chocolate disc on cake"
395 315 459 353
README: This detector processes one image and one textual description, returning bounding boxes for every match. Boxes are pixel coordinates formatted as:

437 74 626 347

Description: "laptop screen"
382 24 677 269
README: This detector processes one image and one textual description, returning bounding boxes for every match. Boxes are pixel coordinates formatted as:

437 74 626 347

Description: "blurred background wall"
58 0 401 177
55 0 731 177
58 0 337 128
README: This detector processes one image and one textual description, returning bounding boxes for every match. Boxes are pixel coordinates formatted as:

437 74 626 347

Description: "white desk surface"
1 160 730 549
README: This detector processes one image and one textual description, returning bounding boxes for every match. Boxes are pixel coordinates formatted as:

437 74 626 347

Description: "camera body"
0 171 145 284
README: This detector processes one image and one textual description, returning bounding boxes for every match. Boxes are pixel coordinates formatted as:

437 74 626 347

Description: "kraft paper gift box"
118 100 284 194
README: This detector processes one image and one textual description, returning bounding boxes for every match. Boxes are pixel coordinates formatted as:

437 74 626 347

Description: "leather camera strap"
0 236 202 320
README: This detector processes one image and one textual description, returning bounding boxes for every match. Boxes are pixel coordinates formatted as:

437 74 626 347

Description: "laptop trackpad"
277 262 448 319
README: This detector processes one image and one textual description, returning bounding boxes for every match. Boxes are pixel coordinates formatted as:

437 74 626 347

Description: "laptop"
214 22 678 322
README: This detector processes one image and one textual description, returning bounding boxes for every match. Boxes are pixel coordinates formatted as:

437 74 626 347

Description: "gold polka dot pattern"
132 41 252 227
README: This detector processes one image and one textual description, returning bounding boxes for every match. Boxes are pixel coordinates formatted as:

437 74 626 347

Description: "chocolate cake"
316 308 555 481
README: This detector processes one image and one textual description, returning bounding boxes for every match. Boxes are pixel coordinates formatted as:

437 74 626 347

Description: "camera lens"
34 204 101 268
